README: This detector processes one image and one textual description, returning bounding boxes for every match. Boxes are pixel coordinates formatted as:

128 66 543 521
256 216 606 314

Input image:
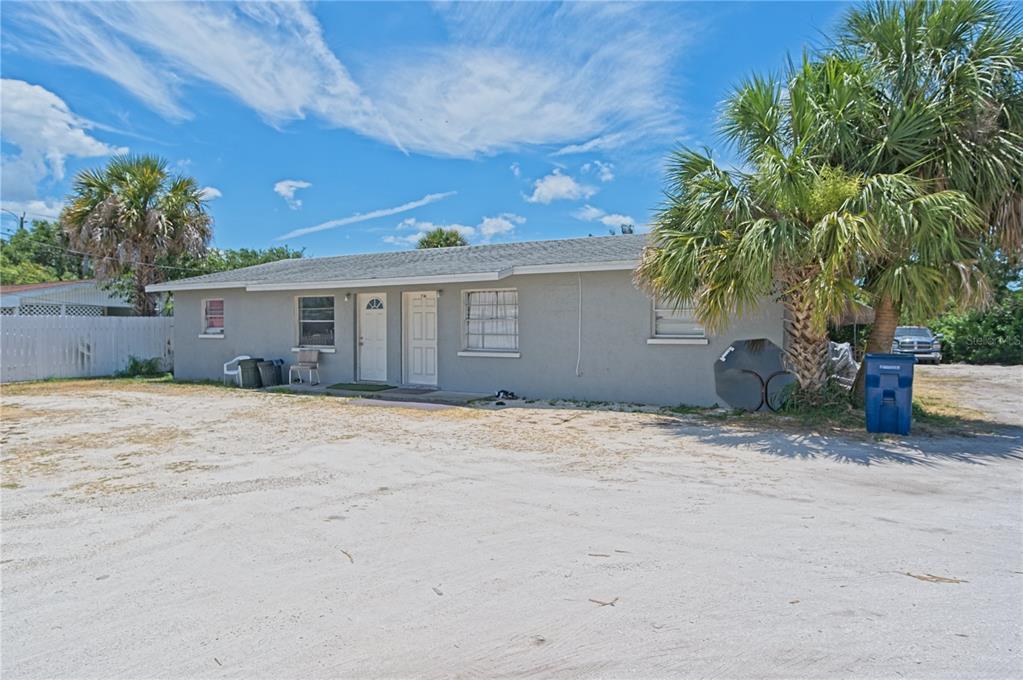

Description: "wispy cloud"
552 133 629 157
278 191 457 241
0 79 126 205
6 2 384 133
581 161 615 183
273 180 312 210
6 2 686 159
524 170 596 204
199 186 222 201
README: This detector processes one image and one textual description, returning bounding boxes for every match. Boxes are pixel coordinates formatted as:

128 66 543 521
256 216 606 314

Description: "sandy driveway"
2 367 1021 679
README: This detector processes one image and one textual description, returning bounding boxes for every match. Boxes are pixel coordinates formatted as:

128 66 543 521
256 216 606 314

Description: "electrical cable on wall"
576 272 583 377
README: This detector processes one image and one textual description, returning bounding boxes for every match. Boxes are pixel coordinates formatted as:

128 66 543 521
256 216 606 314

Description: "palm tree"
827 0 1023 397
417 227 468 249
61 155 213 315
638 72 980 397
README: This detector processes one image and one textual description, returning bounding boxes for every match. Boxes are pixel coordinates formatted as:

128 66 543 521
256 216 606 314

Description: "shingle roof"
149 234 647 291
0 279 97 295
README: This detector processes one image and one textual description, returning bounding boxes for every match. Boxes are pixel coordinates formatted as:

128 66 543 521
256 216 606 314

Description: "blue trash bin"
864 353 916 435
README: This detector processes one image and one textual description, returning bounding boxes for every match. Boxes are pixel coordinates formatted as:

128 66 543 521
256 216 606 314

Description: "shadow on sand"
649 416 1023 467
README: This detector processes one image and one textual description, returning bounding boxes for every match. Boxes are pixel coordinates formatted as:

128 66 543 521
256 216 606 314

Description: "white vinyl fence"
1 316 173 382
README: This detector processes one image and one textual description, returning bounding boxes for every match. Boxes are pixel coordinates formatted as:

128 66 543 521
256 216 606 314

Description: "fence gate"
1 316 174 382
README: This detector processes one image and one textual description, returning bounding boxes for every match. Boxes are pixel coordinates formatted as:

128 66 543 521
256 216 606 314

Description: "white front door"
404 291 438 386
358 293 387 382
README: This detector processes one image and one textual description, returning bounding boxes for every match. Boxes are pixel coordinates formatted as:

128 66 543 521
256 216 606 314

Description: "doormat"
327 383 396 392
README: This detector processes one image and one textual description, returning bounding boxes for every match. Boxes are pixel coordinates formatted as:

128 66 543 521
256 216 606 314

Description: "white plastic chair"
223 355 250 386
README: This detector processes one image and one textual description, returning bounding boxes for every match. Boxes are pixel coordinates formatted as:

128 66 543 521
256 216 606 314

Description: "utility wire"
0 228 212 274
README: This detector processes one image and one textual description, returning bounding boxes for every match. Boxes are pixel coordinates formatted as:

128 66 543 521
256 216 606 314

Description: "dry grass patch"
1 425 195 487
165 460 218 473
65 476 158 497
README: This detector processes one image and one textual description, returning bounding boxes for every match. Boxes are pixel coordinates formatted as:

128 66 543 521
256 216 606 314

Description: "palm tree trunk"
132 266 156 316
850 293 899 404
782 271 831 395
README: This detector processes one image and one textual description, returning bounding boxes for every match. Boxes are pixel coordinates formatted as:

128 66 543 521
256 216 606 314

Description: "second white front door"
358 293 387 382
404 291 438 386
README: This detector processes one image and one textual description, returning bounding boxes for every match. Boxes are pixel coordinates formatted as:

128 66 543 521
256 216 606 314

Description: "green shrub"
118 356 164 377
932 292 1023 364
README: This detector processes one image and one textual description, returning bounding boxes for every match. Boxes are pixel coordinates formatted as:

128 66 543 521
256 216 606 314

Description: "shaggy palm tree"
638 72 982 396
62 155 213 315
828 0 1023 396
417 227 468 249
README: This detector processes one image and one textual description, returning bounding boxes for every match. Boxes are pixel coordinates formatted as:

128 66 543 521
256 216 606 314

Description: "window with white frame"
464 289 518 351
298 296 335 346
203 298 224 335
652 296 705 338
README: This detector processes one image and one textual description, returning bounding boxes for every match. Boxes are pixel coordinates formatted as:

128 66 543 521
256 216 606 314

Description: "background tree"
61 155 213 315
1 220 89 284
822 0 1023 396
417 228 468 249
102 245 304 313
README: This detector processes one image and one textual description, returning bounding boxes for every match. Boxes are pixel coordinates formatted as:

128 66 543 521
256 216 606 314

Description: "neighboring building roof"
148 234 649 292
0 279 98 295
0 279 133 309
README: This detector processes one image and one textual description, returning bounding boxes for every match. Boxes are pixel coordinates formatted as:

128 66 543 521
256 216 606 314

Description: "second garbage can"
237 357 264 388
864 353 916 435
257 360 279 387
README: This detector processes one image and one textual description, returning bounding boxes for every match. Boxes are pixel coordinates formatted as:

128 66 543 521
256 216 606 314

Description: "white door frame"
402 291 439 387
357 292 387 382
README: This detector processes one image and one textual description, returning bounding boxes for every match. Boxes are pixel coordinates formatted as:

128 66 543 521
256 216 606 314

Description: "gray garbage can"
257 360 279 387
271 359 285 385
238 358 264 388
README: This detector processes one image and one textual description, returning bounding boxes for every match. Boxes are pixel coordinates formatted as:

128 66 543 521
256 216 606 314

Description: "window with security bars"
464 290 518 351
653 296 705 338
203 299 224 334
298 296 335 346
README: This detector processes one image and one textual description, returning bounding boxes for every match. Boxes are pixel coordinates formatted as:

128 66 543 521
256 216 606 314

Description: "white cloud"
573 204 637 230
278 191 457 240
385 218 478 246
198 186 222 201
581 160 615 183
6 2 685 158
0 199 65 221
384 213 524 246
509 162 521 178
478 213 524 239
0 79 127 205
273 180 312 210
525 170 596 204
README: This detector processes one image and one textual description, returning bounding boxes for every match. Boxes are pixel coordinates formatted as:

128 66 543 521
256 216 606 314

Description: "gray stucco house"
149 234 783 406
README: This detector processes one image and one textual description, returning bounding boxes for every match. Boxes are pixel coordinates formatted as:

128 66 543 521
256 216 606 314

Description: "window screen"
465 290 518 351
204 299 224 334
298 296 335 346
653 296 705 338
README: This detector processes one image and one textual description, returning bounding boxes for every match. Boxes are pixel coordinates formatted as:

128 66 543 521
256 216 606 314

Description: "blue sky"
1 1 846 257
